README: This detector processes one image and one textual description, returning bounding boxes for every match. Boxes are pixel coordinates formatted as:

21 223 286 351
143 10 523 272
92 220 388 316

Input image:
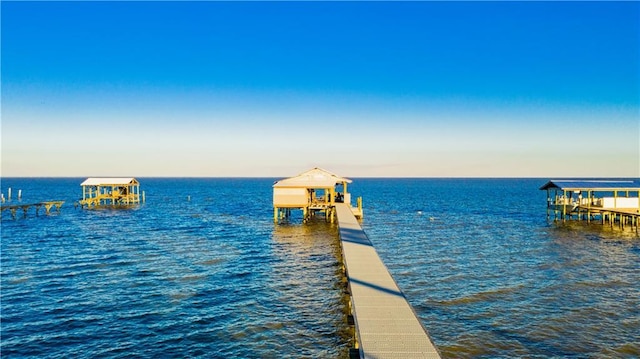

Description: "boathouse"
79 178 141 207
273 167 362 222
540 180 640 230
273 168 440 357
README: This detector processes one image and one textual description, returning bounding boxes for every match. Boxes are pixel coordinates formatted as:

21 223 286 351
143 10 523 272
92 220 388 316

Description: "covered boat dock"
273 167 362 223
540 180 640 231
79 177 142 208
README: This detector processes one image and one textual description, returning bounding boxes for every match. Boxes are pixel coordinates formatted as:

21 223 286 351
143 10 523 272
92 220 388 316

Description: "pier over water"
1 201 64 219
540 180 640 232
273 168 440 357
335 203 441 359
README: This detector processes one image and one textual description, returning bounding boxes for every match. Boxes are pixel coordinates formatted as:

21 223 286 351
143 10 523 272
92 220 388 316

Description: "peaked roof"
539 180 640 191
273 167 352 188
81 178 139 186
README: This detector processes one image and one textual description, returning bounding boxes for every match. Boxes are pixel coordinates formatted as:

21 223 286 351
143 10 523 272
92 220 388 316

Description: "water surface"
2 178 639 358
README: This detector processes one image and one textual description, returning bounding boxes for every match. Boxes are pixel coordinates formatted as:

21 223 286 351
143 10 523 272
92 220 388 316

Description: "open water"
1 178 639 358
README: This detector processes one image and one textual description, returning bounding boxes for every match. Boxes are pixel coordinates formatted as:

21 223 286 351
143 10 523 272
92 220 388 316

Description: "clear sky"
2 1 639 178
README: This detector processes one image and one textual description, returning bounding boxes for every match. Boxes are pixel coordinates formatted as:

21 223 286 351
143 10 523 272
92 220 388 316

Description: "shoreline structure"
2 175 638 357
540 180 640 232
273 168 441 358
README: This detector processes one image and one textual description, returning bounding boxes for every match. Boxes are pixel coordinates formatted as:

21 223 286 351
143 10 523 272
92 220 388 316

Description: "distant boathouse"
79 178 142 208
540 179 640 231
272 167 362 223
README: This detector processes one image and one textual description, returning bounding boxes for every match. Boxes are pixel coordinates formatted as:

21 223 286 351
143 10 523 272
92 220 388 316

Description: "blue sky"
2 1 638 177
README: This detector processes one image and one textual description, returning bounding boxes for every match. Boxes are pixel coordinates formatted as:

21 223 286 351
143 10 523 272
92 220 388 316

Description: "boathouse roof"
81 178 139 186
273 167 352 188
539 180 640 191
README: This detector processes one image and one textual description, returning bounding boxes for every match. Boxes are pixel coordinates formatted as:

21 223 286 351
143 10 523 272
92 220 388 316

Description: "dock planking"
335 203 441 359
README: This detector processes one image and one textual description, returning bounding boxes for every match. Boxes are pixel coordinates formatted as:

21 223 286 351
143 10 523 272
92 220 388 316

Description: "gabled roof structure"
273 167 362 222
79 177 142 208
81 178 139 186
273 167 352 188
539 180 640 191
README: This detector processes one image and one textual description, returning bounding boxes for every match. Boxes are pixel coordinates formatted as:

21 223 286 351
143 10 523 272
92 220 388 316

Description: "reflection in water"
2 178 638 358
1 179 353 358
270 218 353 358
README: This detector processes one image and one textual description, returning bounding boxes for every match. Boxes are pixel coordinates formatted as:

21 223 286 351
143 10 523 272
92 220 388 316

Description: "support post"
546 189 550 220
344 181 348 203
587 190 591 223
562 190 567 221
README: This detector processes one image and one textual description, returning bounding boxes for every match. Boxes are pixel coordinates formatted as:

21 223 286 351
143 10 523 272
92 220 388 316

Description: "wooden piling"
1 201 64 219
541 180 640 234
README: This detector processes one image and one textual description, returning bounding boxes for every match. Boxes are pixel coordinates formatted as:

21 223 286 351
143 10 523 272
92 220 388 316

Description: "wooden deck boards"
334 203 441 359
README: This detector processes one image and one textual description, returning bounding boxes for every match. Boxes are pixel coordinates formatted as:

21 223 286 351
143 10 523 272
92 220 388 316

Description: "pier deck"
335 203 440 359
1 201 64 219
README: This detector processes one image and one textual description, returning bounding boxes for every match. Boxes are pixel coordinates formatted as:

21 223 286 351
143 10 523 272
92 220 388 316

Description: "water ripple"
1 178 350 358
356 178 640 359
3 178 638 358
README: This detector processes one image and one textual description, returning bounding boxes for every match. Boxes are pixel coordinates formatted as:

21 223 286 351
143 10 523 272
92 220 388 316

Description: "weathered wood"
1 201 64 219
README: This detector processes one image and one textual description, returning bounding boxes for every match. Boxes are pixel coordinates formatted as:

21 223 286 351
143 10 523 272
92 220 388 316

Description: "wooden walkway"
1 201 64 219
335 203 441 359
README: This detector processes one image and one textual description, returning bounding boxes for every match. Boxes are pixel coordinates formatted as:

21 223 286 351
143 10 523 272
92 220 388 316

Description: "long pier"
1 201 64 219
335 203 441 359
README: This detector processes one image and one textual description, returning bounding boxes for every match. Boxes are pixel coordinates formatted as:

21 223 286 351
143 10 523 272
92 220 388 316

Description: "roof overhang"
81 178 139 186
273 167 352 189
539 180 640 191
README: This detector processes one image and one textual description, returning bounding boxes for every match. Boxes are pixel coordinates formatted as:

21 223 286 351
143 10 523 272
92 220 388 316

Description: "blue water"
2 178 639 358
